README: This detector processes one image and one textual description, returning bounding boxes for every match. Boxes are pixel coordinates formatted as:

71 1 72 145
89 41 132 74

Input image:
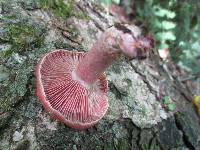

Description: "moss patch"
0 11 46 111
40 0 75 18
0 112 12 130
114 138 131 150
7 23 44 50
0 17 46 58
39 0 87 19
15 140 30 150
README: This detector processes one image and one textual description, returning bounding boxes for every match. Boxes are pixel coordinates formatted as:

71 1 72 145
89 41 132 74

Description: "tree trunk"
0 0 200 149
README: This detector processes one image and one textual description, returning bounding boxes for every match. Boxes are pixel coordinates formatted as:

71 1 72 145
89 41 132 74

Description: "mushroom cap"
35 49 108 129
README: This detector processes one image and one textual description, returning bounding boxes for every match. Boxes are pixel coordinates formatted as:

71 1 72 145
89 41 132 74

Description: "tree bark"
0 0 199 149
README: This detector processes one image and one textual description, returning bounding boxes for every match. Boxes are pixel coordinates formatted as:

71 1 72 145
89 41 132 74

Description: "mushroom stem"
74 25 154 86
75 40 120 86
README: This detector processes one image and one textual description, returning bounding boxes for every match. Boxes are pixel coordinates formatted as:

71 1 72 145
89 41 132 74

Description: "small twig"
178 75 196 82
197 78 200 95
162 63 174 81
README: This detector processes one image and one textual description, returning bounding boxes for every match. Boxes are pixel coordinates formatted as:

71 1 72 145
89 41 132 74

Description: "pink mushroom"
35 24 154 129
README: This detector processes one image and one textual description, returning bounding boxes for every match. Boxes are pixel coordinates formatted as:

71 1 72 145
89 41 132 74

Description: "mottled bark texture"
0 0 199 149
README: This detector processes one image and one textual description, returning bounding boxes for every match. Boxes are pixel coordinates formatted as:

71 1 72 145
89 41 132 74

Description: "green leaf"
112 0 120 5
100 0 112 6
163 96 170 104
167 103 176 111
191 41 200 50
159 42 169 49
161 21 176 30
156 31 176 41
153 6 176 19
153 20 176 30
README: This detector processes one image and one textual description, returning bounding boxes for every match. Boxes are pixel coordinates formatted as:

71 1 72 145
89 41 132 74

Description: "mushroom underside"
35 50 108 129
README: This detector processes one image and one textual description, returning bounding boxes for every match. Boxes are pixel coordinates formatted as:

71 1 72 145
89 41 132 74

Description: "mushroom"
35 24 154 129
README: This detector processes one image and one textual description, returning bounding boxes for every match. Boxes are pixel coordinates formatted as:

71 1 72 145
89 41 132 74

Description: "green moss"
0 1 48 111
8 23 44 50
0 17 46 58
40 0 88 19
15 140 30 150
114 138 131 150
162 96 176 112
19 0 41 10
104 143 115 150
0 1 46 55
0 112 12 130
4 25 44 57
149 138 161 150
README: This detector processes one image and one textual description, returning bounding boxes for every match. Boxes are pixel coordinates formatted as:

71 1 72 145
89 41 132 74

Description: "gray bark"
0 0 200 149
